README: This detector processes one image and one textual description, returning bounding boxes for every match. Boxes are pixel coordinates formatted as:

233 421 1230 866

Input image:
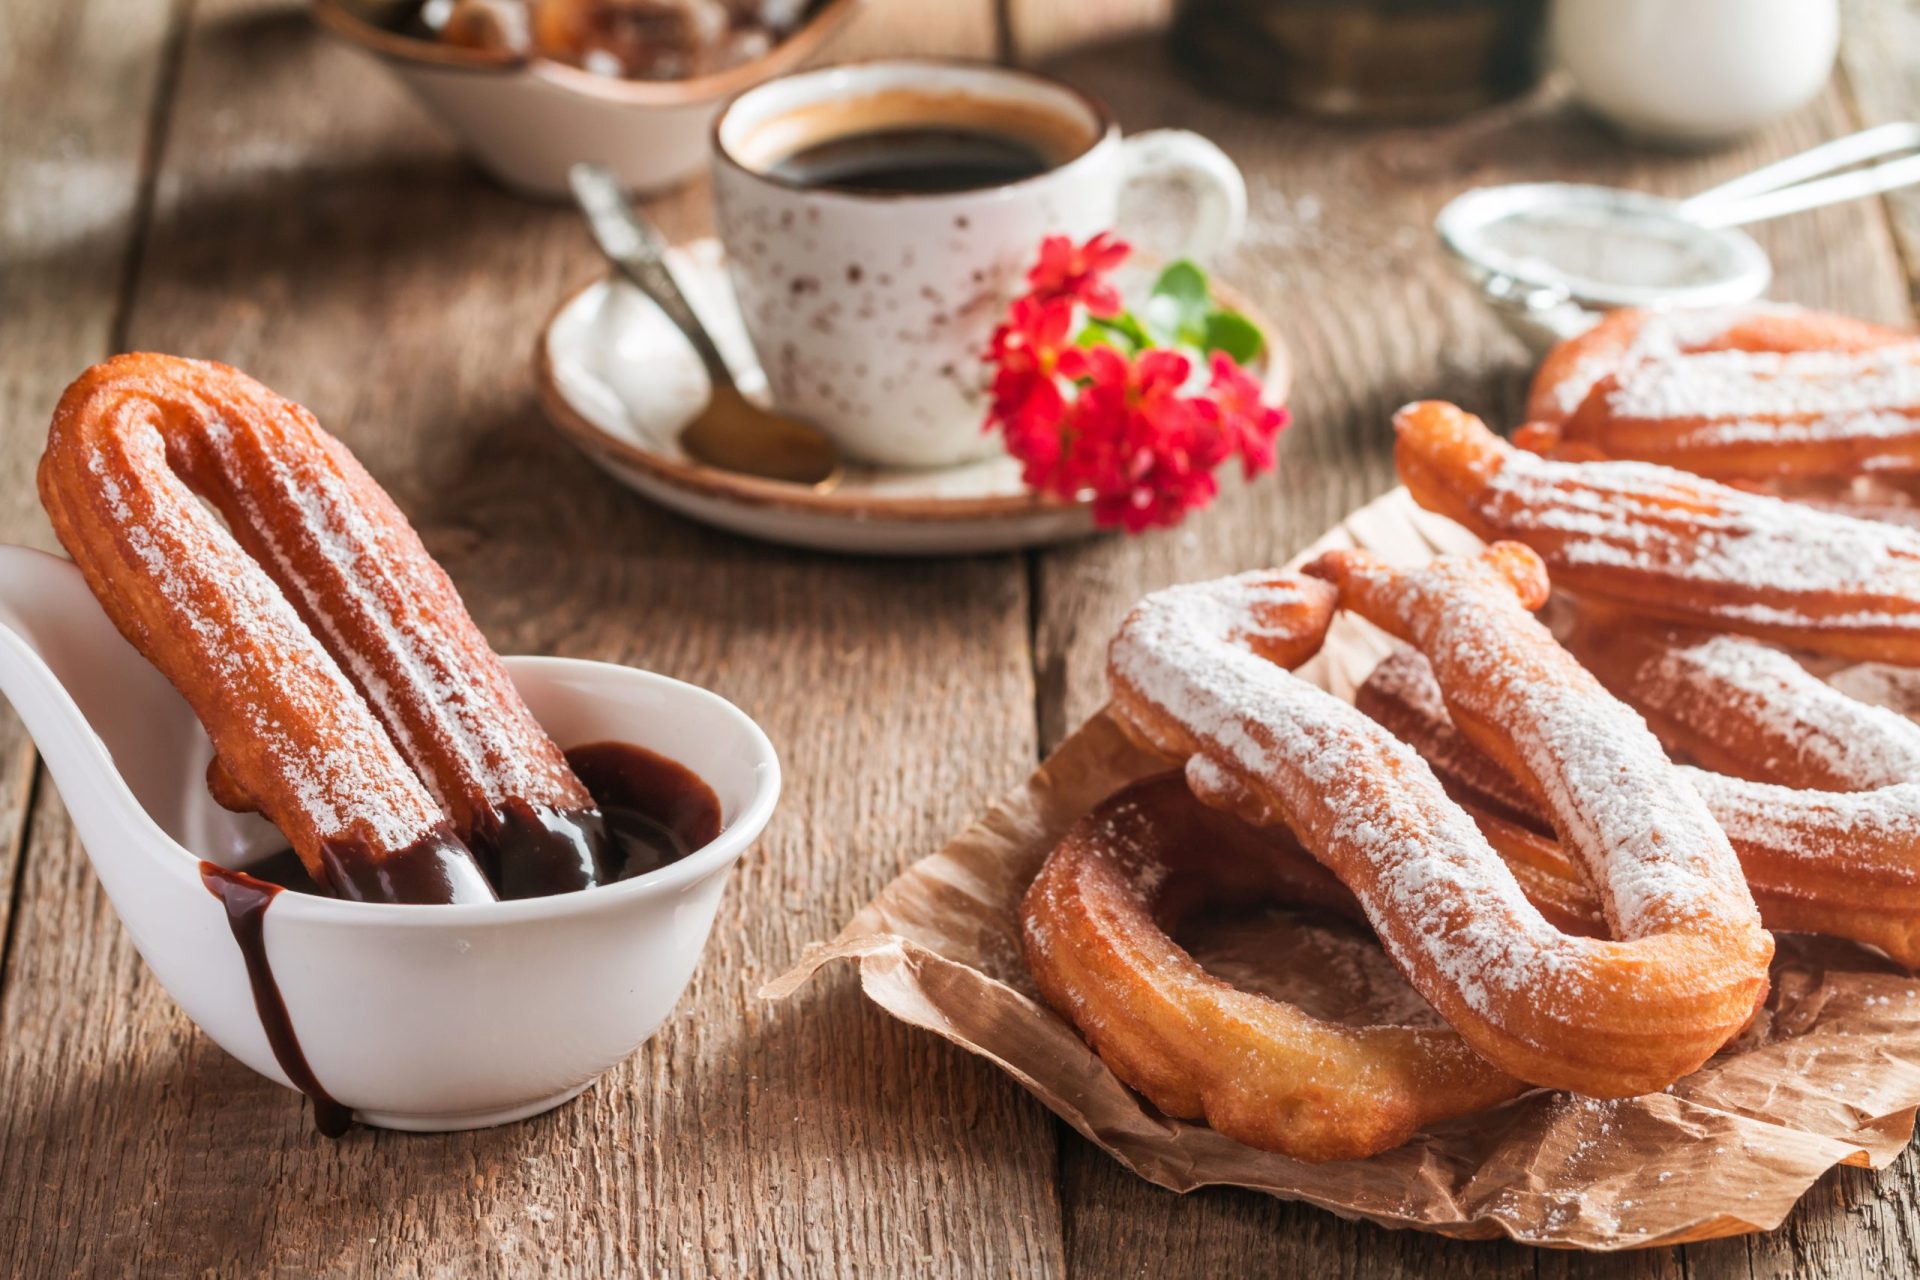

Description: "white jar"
1549 0 1839 145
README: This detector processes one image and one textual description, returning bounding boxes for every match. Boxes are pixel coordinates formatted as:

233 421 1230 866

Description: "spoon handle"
568 163 740 392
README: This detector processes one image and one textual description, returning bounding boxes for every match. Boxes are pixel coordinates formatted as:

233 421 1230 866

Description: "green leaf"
1202 309 1266 364
1080 311 1151 353
1148 260 1212 346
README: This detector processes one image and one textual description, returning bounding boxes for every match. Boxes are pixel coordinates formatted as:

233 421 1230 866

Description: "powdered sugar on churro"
1542 303 1805 419
1375 560 1755 938
82 428 434 851
1367 636 1920 953
199 404 567 809
1600 345 1920 430
1644 634 1920 789
1107 568 1758 1029
1478 449 1920 633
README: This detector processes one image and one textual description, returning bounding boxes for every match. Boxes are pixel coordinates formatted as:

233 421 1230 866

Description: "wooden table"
6 0 1920 1274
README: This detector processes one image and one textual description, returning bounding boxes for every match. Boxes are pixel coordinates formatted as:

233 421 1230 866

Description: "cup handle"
1117 129 1248 261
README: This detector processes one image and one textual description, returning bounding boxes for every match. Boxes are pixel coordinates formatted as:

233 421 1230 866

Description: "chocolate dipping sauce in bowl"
0 545 779 1132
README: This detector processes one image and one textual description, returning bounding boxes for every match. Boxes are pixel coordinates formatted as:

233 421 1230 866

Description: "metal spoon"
568 163 843 489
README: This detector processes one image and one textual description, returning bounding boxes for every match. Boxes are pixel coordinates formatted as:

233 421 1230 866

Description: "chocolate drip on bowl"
199 864 354 1138
197 740 723 1136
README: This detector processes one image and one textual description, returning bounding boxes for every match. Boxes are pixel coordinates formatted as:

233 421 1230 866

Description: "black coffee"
766 126 1054 194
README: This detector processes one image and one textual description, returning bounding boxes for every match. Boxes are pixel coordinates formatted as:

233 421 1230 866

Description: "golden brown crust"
1021 774 1527 1162
41 355 474 897
37 354 590 902
1526 305 1910 434
1396 400 1920 664
1362 640 1920 967
1101 551 1770 1100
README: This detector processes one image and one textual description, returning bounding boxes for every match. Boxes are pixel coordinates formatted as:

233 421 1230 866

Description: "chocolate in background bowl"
311 0 866 197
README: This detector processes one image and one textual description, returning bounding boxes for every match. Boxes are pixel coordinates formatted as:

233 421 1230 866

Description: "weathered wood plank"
0 1 1060 1275
1007 0 1173 64
1026 31 1916 1276
821 0 999 62
1838 0 1920 303
0 0 179 1031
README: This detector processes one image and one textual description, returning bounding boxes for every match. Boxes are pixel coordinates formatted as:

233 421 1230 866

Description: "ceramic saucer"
535 239 1291 556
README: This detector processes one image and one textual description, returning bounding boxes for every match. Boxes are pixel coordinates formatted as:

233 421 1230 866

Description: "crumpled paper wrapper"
764 489 1920 1250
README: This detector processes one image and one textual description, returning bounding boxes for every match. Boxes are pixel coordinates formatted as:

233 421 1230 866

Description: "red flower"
1207 352 1289 477
981 232 1289 533
1026 232 1129 317
985 294 1074 448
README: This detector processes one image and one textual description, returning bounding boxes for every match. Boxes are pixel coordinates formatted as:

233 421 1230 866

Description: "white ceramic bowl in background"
1550 0 1839 146
311 0 865 196
0 545 780 1131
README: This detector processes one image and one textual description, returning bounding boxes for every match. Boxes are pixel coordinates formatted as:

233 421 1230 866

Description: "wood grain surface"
0 0 177 1104
3 0 1920 1275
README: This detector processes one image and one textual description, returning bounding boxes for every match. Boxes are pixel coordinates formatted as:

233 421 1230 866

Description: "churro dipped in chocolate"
40 354 614 902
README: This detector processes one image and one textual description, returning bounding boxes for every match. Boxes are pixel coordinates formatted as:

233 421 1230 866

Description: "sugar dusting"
1643 634 1920 789
194 399 570 812
1601 344 1920 437
1370 561 1753 938
81 431 434 849
1108 570 1752 1030
1479 449 1920 633
1543 303 1805 419
1380 631 1920 906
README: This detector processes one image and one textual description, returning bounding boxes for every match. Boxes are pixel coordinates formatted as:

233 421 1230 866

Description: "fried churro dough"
1526 304 1910 431
1022 773 1530 1162
1396 400 1920 663
1363 641 1920 967
1102 549 1770 1099
1564 611 1920 791
40 355 501 903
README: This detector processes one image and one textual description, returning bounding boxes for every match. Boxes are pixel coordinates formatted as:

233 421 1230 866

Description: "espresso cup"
712 59 1247 470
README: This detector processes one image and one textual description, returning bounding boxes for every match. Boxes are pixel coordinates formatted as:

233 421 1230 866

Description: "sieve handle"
1681 122 1920 229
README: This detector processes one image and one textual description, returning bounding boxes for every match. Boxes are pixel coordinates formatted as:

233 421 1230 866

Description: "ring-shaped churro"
1104 551 1771 1099
1021 772 1531 1162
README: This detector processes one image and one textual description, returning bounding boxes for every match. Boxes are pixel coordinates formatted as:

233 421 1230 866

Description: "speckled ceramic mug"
712 59 1247 470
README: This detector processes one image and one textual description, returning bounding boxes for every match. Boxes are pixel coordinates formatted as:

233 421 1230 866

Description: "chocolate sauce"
567 741 722 877
471 800 612 901
200 741 722 1136
316 823 498 905
469 745 723 896
199 863 354 1137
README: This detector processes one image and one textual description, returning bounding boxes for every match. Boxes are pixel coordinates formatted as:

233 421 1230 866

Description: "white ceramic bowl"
311 0 864 196
0 545 780 1131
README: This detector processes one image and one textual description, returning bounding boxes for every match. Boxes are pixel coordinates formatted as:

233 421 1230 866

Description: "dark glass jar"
1172 0 1547 118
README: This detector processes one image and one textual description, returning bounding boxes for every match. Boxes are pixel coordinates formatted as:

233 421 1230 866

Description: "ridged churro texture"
1363 636 1920 968
1395 400 1920 663
1098 552 1770 1101
39 354 596 902
1021 774 1528 1162
1527 304 1910 433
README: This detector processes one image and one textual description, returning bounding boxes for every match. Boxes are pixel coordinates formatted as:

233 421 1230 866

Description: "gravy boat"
0 545 779 1131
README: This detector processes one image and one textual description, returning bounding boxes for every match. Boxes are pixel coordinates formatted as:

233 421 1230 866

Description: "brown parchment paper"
764 489 1920 1250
